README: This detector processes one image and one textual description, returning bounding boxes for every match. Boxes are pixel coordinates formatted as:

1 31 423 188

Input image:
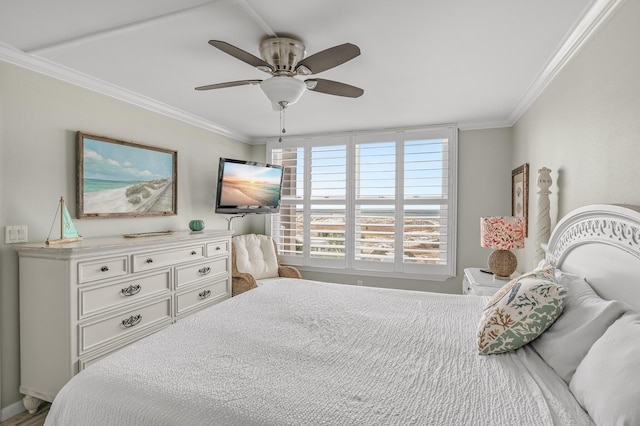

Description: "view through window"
267 126 457 279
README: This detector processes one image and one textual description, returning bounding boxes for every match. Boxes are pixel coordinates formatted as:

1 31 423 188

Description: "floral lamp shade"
480 216 525 278
481 216 525 249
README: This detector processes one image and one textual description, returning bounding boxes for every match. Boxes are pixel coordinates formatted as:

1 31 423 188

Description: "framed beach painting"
76 132 177 218
511 163 529 237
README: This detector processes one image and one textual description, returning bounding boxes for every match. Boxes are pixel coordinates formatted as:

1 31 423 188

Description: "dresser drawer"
207 241 229 257
79 297 172 355
78 256 128 284
469 284 502 296
79 270 171 319
175 258 227 289
175 279 228 316
132 244 205 272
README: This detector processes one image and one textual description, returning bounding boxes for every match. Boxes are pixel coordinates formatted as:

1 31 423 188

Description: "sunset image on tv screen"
220 162 282 206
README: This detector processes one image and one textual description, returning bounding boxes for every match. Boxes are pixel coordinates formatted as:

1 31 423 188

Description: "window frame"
266 125 457 281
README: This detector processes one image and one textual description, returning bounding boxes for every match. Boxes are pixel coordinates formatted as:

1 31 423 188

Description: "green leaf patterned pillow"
478 275 566 355
483 264 556 313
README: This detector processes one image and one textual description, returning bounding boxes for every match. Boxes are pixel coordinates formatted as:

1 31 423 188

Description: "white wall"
301 127 514 292
0 61 260 412
513 0 640 269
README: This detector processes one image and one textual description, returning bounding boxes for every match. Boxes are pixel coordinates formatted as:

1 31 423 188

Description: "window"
267 125 457 280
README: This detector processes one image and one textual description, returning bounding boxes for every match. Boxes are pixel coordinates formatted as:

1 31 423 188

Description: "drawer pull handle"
121 314 142 328
146 258 154 264
215 246 221 251
100 266 109 272
121 284 141 297
191 251 197 255
198 267 211 275
199 290 211 299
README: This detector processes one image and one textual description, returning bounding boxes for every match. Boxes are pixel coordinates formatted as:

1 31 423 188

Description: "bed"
44 204 640 425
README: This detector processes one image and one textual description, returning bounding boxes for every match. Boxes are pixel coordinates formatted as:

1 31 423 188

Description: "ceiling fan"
195 37 364 111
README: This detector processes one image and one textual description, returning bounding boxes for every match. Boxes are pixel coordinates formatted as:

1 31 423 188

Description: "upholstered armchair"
231 234 302 296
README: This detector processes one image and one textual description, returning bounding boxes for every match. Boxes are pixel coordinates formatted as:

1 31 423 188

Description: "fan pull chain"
279 104 287 143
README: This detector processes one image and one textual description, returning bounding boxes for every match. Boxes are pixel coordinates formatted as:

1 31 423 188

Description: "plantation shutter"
402 133 451 273
270 146 303 258
309 144 347 265
268 125 457 280
353 138 396 270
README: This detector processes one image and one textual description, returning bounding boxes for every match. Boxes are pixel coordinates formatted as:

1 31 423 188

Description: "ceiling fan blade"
305 78 364 98
208 40 273 73
296 43 360 75
195 80 262 91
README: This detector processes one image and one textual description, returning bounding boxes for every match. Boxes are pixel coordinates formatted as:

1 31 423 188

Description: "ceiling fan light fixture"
260 76 306 110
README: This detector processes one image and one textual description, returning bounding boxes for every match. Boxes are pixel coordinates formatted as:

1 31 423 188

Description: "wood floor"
0 404 49 426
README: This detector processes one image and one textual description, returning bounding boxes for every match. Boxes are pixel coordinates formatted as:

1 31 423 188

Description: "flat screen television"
215 157 284 214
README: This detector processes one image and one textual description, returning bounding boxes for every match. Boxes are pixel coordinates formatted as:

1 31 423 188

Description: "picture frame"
511 163 529 237
77 132 177 218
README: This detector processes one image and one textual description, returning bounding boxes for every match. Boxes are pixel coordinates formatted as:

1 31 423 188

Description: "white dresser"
16 230 231 412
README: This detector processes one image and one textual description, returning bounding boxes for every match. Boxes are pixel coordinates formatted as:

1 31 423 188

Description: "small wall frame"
511 163 529 237
77 132 177 218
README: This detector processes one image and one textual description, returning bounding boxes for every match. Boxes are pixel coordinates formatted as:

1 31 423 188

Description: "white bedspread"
46 279 593 425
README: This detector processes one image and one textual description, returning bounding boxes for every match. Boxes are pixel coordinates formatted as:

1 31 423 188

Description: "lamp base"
488 249 517 278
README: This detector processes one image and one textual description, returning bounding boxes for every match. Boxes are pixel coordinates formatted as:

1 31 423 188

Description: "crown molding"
508 0 626 125
457 120 512 131
0 42 252 144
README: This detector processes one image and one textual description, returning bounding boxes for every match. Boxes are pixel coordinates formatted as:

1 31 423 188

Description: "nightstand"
462 267 515 296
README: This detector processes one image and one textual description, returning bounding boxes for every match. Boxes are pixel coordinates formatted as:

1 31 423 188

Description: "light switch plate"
5 225 28 243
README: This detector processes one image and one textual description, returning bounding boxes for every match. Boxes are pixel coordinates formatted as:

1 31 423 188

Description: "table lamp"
480 216 525 278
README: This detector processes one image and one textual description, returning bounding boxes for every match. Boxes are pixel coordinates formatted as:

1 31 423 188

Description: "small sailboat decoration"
46 196 83 245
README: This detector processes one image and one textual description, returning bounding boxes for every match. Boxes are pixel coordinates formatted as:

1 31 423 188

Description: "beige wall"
301 127 514 292
513 0 640 269
0 61 259 410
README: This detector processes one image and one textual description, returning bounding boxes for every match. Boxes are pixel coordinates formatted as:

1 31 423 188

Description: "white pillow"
233 234 279 280
570 312 640 426
531 276 628 383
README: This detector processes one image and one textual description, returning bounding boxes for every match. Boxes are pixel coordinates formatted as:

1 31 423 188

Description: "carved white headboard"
544 204 640 310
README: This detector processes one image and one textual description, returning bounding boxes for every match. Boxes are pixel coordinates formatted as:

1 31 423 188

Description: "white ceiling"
0 0 610 143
